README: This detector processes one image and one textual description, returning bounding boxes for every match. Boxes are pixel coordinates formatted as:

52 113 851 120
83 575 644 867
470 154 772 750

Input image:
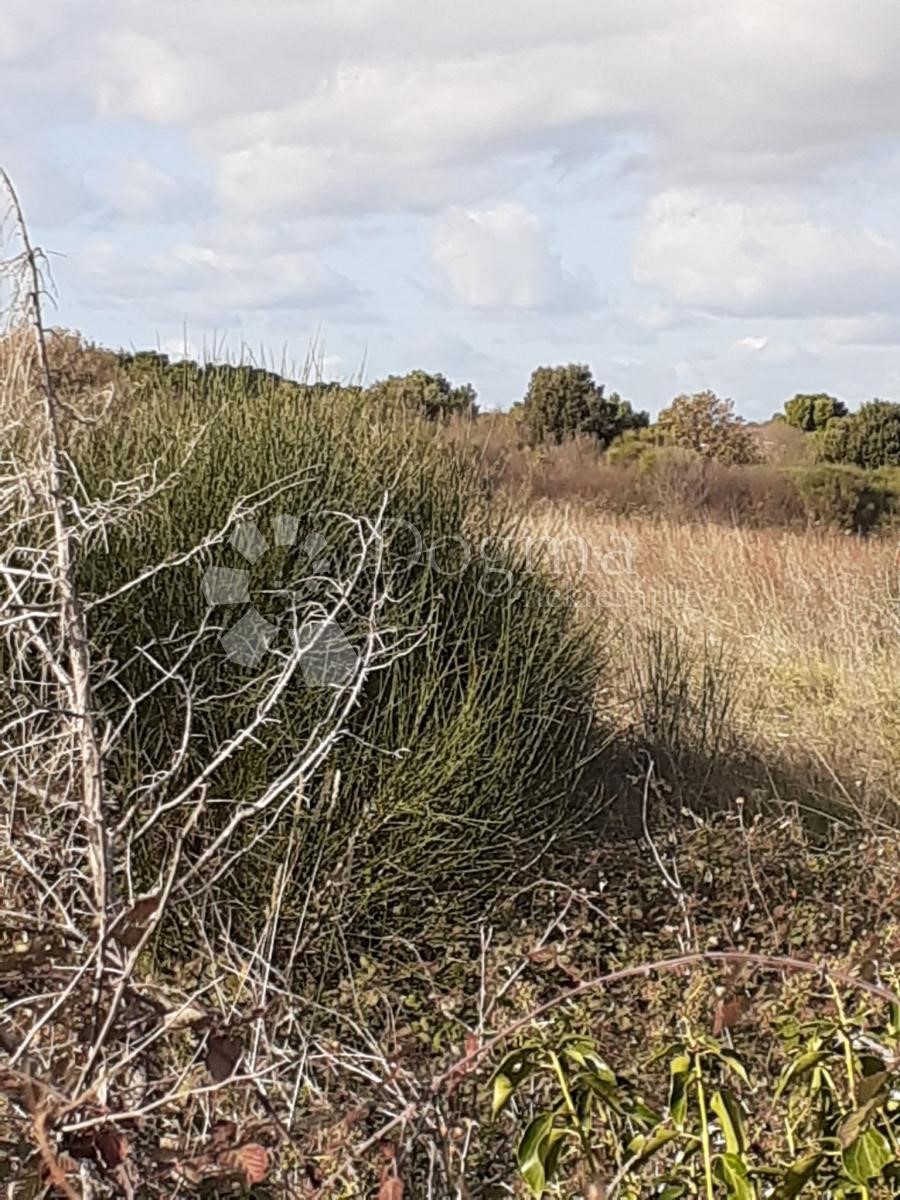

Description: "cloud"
634 189 900 318
816 314 900 347
75 233 363 324
77 0 900 217
431 203 593 312
99 158 198 223
11 0 900 411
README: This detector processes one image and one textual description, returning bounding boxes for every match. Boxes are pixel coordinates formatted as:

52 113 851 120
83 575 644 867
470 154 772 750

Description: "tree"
656 390 760 464
818 399 900 469
610 392 651 436
365 369 478 421
521 364 648 446
783 392 847 432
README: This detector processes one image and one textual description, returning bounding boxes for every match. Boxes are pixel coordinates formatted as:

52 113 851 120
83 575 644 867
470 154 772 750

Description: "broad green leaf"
668 1054 691 1125
517 1113 558 1198
718 1049 752 1087
772 1152 826 1198
491 1048 537 1116
561 1037 615 1082
710 1088 746 1156
841 1127 893 1185
627 1127 680 1168
714 1152 755 1200
838 1091 890 1149
775 1050 827 1098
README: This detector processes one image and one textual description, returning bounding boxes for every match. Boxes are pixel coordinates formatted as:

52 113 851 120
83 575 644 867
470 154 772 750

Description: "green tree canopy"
656 390 760 464
818 399 900 469
783 392 848 432
522 364 648 446
364 369 478 421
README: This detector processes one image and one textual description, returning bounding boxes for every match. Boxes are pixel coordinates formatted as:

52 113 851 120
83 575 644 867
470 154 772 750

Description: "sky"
5 0 900 416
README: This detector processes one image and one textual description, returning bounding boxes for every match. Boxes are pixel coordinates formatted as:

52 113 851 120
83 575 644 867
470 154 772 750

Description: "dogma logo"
201 514 359 687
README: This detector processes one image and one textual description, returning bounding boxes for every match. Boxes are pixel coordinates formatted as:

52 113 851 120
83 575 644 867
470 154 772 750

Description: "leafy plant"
364 368 478 421
492 990 900 1197
818 400 900 470
783 394 848 433
521 364 647 447
657 391 761 465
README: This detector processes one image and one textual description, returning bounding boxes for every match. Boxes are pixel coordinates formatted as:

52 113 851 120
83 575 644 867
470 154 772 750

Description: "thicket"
818 400 900 470
783 392 848 432
520 363 648 447
65 357 603 980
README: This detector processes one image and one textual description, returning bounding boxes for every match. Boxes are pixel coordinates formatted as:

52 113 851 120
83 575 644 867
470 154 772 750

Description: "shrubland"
3 309 900 1196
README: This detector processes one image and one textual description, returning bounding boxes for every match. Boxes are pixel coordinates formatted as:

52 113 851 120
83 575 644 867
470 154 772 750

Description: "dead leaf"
378 1174 403 1200
112 896 160 948
210 1121 239 1149
712 996 747 1037
94 1129 127 1169
206 1033 242 1082
230 1143 269 1185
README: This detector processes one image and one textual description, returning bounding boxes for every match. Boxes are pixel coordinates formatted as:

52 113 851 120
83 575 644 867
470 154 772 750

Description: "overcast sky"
5 0 900 415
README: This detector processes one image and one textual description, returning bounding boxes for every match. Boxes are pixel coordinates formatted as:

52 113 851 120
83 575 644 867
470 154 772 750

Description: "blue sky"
6 0 900 416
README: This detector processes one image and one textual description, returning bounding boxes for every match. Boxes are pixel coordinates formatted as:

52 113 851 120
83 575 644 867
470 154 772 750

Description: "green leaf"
775 1049 827 1098
718 1049 752 1087
838 1091 891 1149
714 1152 755 1200
772 1152 826 1198
668 1054 691 1125
517 1113 562 1198
627 1127 680 1168
710 1088 746 1156
491 1048 537 1116
841 1127 893 1185
560 1036 615 1080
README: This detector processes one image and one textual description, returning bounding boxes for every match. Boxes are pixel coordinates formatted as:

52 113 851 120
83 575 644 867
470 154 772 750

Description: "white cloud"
102 158 191 222
12 0 900 410
817 314 900 347
78 0 900 217
432 204 592 312
75 233 362 323
634 189 900 318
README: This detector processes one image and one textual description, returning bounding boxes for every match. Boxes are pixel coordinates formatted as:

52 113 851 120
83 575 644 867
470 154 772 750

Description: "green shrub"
818 400 900 469
364 368 478 421
783 392 847 431
791 464 898 533
604 426 660 466
521 364 647 447
70 362 602 979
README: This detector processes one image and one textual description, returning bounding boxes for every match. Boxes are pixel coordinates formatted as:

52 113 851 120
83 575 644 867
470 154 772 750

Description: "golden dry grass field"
525 503 900 822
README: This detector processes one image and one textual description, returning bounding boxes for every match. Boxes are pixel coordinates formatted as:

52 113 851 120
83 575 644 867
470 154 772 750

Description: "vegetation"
783 391 848 431
521 363 648 446
656 390 761 465
5 278 900 1192
363 367 478 421
64 359 601 976
818 399 900 469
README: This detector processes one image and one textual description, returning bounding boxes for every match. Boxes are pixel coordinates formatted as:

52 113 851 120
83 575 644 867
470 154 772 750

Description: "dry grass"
525 503 900 817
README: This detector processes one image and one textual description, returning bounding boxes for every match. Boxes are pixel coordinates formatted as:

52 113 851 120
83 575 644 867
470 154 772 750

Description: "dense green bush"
69 363 602 979
521 364 647 447
791 464 898 533
364 368 478 421
818 400 900 469
783 392 847 431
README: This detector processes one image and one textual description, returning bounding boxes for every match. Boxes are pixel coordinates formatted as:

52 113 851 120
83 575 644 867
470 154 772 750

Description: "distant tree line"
111 349 900 472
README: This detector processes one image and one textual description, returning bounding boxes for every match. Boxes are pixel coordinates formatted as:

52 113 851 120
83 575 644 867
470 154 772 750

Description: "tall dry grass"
526 503 900 820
